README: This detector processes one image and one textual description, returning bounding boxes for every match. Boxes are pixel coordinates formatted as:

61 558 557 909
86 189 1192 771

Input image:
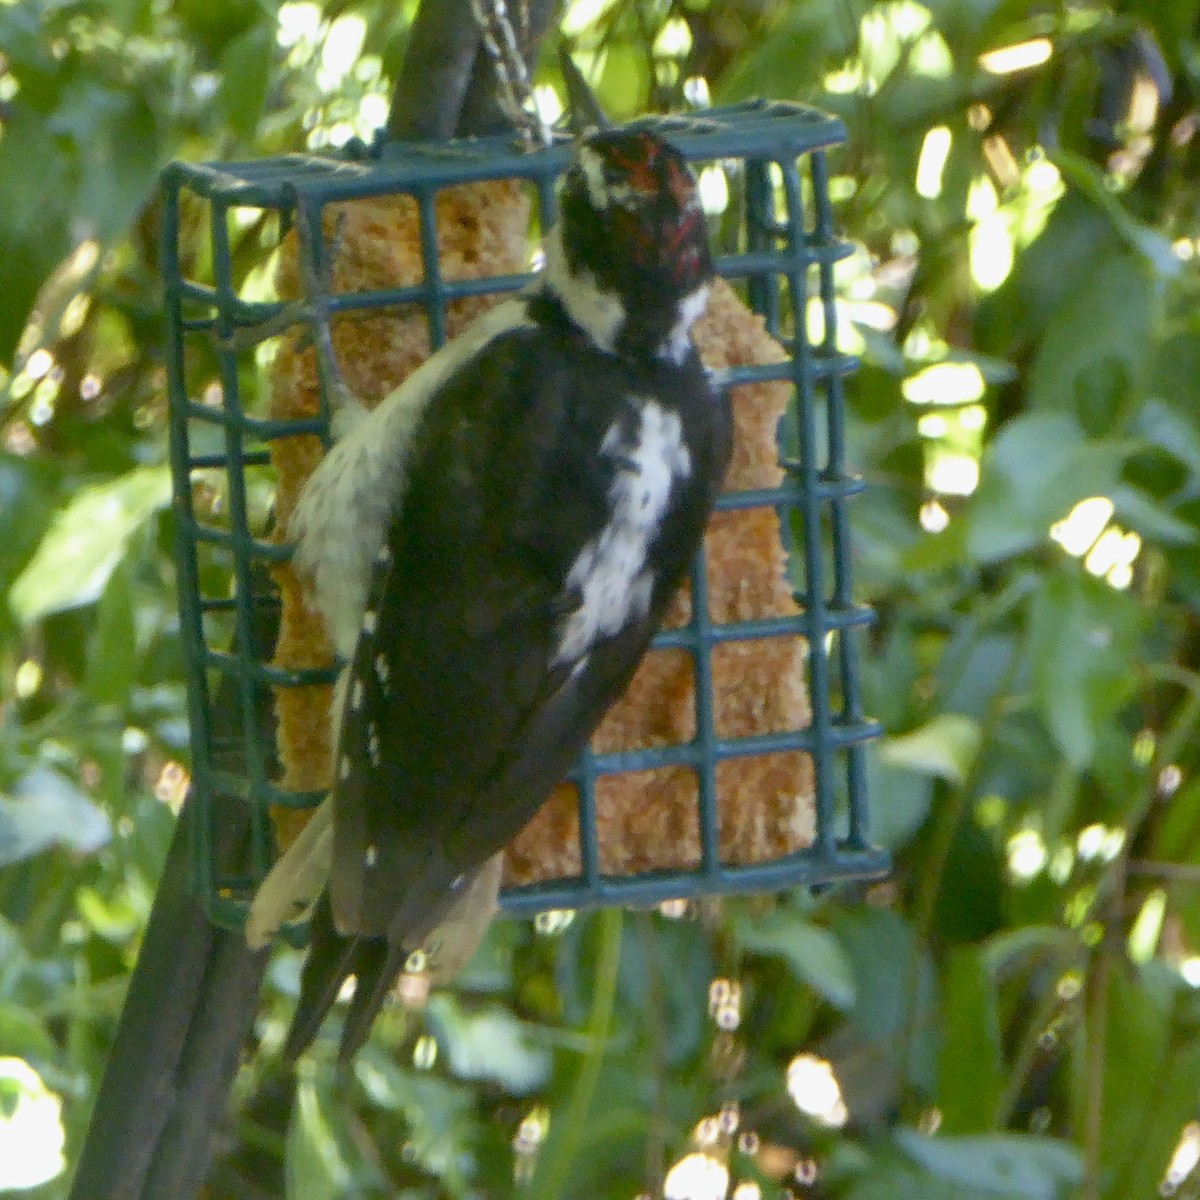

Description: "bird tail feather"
283 891 374 1062
245 799 333 949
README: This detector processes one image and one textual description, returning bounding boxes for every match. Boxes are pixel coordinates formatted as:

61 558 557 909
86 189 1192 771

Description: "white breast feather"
555 400 692 664
290 300 534 658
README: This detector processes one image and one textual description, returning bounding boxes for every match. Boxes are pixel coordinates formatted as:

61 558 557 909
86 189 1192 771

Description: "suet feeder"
161 101 889 934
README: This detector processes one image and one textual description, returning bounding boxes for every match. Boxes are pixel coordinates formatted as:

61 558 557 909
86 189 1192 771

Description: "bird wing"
288 322 725 1060
327 326 663 944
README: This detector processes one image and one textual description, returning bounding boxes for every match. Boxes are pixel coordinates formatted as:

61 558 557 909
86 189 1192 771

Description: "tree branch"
387 0 485 139
456 0 557 136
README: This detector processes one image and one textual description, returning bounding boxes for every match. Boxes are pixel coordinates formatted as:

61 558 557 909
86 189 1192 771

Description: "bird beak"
559 45 611 135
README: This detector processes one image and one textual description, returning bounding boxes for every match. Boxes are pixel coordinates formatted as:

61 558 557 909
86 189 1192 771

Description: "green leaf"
735 911 857 1010
846 1168 996 1200
718 0 854 101
84 557 140 706
864 745 935 851
0 768 111 866
1050 151 1181 280
966 414 1131 563
1026 245 1155 430
1027 566 1144 768
880 714 981 786
1135 395 1200 478
895 1131 1082 1200
216 22 275 139
616 915 712 1064
0 106 72 360
831 908 939 1099
982 194 1119 354
1109 484 1196 546
937 949 1003 1133
424 996 551 1095
979 927 1076 978
9 465 170 624
0 456 57 637
1099 965 1200 1200
285 1080 352 1200
353 1057 474 1186
50 82 165 245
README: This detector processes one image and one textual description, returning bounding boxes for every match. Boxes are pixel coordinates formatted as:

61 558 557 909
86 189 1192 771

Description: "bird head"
546 128 714 360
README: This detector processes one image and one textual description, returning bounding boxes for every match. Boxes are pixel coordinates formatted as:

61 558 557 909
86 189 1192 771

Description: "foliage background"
2 0 1200 1197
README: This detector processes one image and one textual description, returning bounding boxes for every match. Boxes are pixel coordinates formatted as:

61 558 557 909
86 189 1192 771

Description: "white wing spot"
367 725 381 765
351 678 364 710
555 400 691 665
339 756 351 780
375 545 391 566
362 610 378 634
365 844 378 867
375 653 390 685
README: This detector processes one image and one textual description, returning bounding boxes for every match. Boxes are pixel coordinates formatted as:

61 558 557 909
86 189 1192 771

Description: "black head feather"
558 129 713 320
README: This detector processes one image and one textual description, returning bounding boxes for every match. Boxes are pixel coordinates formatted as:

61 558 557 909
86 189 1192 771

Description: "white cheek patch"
555 400 691 665
542 224 625 355
578 145 609 210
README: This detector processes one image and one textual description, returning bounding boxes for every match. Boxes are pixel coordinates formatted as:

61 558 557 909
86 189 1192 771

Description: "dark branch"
387 0 484 139
456 0 557 136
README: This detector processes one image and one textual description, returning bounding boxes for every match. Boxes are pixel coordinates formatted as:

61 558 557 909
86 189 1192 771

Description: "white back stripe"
555 400 691 664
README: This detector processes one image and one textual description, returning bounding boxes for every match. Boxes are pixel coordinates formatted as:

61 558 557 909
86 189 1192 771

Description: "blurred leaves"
880 713 982 785
425 996 552 1094
895 1130 1082 1199
2 0 1200 1198
9 466 169 625
286 1080 353 1200
964 413 1129 564
1027 567 1144 768
736 910 858 1010
0 768 111 867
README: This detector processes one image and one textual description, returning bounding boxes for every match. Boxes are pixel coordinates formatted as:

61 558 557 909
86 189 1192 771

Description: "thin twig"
1128 860 1200 883
994 943 1083 1127
532 909 624 1200
638 912 670 1192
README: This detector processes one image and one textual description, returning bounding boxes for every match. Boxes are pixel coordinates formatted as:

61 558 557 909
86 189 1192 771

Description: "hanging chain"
470 0 552 147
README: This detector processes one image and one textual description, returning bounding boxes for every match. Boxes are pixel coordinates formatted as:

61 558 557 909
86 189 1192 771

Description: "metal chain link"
470 0 553 147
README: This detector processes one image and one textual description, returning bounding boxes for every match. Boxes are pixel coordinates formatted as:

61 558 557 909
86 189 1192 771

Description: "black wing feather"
288 307 729 1058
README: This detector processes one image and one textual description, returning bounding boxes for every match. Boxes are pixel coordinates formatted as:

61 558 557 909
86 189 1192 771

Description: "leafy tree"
2 1 1200 1198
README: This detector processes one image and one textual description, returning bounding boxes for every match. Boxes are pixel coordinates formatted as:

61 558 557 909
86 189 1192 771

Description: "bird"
245 125 731 1061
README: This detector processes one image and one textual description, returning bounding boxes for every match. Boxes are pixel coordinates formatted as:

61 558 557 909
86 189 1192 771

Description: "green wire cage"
161 100 889 932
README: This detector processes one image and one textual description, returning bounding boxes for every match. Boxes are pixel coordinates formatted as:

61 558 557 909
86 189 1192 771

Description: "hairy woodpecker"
246 128 731 1060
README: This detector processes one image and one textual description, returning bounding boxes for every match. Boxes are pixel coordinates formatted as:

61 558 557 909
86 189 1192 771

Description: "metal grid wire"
161 100 889 931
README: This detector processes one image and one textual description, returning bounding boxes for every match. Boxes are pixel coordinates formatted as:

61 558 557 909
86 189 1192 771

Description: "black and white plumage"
246 128 731 1060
